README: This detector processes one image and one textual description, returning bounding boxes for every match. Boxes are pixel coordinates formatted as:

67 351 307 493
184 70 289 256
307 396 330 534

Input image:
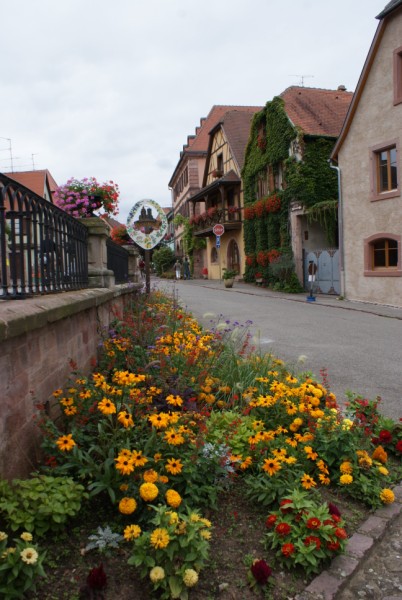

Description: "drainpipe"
329 161 345 298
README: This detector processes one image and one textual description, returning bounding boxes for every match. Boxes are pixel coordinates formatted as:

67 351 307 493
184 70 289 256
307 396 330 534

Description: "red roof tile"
280 86 353 137
218 109 262 170
3 169 58 199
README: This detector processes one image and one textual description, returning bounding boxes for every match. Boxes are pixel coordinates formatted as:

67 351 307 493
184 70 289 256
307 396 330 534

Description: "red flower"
379 430 393 444
328 502 341 517
306 517 321 530
334 527 347 540
304 536 321 550
281 543 296 557
265 514 277 528
395 440 402 453
280 499 293 514
87 563 107 590
250 559 272 585
275 522 292 536
327 539 341 551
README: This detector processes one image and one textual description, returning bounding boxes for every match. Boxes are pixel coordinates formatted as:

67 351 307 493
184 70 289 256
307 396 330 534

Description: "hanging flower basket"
54 177 120 218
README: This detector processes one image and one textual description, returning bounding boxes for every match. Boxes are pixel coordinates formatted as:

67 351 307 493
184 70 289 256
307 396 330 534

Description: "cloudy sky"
2 0 383 223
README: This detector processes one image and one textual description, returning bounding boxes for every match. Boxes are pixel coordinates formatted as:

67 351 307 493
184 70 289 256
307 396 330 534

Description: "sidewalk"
165 277 402 599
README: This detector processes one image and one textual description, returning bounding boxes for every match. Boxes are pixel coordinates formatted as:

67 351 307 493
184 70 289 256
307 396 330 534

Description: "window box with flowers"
111 224 132 246
255 272 264 284
211 169 223 178
54 177 120 218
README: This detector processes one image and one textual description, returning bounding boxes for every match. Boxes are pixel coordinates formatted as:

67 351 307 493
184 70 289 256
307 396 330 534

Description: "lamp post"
135 207 157 294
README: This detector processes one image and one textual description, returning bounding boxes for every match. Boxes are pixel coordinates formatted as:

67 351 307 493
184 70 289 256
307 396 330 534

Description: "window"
370 140 399 201
211 247 218 263
217 154 223 173
393 46 402 105
364 234 402 277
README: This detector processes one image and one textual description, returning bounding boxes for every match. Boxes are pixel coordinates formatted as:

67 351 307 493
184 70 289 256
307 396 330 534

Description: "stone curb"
295 485 402 600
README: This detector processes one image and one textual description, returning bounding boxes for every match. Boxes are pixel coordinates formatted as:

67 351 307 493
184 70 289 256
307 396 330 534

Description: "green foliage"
153 246 175 276
85 526 123 555
0 531 46 599
0 476 87 537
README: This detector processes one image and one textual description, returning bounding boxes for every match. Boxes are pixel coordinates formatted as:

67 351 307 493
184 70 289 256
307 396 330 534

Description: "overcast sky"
1 0 383 223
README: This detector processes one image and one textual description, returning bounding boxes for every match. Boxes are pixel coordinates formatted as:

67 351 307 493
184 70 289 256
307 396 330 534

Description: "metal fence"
0 173 88 299
107 238 129 283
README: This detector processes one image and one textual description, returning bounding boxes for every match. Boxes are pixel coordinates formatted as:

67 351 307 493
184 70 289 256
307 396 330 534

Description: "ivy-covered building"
242 86 352 293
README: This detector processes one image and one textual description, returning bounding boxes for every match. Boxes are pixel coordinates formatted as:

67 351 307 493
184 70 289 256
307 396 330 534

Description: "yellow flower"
119 497 137 515
140 482 159 502
124 524 142 540
56 434 76 452
138 466 155 481
164 429 185 446
200 529 212 540
301 473 317 489
20 548 38 565
0 532 7 542
262 458 281 476
64 405 78 416
200 517 212 528
131 450 148 467
340 474 353 485
166 394 183 407
150 566 165 582
341 418 353 430
183 568 199 588
98 397 116 415
378 466 389 476
117 411 134 428
20 532 33 542
240 456 252 470
150 528 170 549
318 473 331 485
115 456 135 476
165 458 183 475
158 475 169 484
340 461 353 474
372 446 388 464
304 446 318 460
166 489 182 508
380 488 395 504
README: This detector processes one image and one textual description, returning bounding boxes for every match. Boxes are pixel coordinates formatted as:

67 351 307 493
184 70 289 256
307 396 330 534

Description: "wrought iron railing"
107 238 129 283
0 173 88 299
191 207 242 234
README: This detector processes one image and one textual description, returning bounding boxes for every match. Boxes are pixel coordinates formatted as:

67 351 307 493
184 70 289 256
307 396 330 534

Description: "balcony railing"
190 207 242 236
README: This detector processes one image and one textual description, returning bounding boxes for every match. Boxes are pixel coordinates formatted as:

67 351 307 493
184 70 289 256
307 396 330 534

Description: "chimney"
337 85 347 91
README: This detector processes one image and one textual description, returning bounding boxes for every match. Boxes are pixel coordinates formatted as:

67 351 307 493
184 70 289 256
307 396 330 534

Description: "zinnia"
20 548 38 565
150 566 165 583
250 559 272 585
123 524 141 540
150 528 170 549
183 568 199 587
119 497 137 515
380 488 395 504
20 532 33 542
281 543 296 557
275 522 291 536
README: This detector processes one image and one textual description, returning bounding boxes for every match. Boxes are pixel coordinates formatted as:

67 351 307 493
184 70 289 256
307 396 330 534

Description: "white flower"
20 532 33 542
20 548 38 565
150 566 165 583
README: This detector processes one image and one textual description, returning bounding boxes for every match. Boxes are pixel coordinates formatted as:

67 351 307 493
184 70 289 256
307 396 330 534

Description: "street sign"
216 235 220 248
213 224 225 236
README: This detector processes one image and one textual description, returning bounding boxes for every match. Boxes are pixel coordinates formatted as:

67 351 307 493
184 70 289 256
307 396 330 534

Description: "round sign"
213 224 225 236
126 199 168 250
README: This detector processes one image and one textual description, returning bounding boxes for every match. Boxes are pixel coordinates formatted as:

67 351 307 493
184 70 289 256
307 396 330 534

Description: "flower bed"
2 291 401 599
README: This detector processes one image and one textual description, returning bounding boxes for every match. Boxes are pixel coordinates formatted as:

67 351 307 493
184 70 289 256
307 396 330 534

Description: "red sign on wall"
213 224 225 236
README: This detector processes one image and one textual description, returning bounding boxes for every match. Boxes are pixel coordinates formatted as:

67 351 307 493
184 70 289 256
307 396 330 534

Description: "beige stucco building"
332 0 402 307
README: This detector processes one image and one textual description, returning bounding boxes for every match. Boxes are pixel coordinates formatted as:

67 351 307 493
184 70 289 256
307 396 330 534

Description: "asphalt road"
155 277 402 420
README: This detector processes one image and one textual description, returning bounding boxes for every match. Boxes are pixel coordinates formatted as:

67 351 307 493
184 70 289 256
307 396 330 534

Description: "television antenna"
32 153 39 170
0 137 14 171
289 74 314 86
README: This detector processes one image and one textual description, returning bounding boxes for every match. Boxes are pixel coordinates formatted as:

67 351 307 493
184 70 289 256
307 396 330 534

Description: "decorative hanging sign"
126 199 168 250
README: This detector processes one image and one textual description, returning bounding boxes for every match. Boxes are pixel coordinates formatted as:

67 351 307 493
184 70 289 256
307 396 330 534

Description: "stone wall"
0 285 139 479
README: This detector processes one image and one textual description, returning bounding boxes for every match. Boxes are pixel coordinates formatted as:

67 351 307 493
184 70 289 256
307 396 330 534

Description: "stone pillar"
123 245 141 283
80 217 115 288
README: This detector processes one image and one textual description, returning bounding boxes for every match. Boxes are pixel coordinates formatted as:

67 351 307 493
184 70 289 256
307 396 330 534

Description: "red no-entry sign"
213 224 225 236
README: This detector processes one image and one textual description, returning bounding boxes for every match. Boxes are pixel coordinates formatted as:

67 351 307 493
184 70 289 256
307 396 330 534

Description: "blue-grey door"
303 249 340 295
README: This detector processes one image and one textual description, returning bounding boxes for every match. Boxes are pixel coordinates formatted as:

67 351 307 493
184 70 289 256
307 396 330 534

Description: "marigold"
340 461 353 474
143 469 158 482
56 433 76 452
166 489 182 508
380 488 395 504
339 474 353 485
304 535 321 550
140 482 159 502
150 528 170 549
119 497 137 515
306 517 321 529
123 524 141 540
149 566 165 582
334 527 347 540
372 445 388 464
183 568 199 587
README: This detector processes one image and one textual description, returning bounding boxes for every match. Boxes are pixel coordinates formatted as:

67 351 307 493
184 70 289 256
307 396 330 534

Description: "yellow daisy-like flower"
165 458 183 475
150 566 165 582
378 466 389 476
318 473 331 485
120 483 129 492
166 394 183 407
200 517 212 528
150 528 170 549
20 532 33 542
340 461 353 474
164 429 185 446
240 456 252 470
166 489 182 508
304 446 318 460
139 482 159 502
115 456 135 476
131 450 148 468
53 388 63 397
20 548 38 565
143 469 159 483
340 474 353 485
56 433 76 452
64 405 78 416
183 568 199 588
119 497 137 515
123 524 141 540
148 413 170 429
262 457 281 476
167 511 179 524
380 488 395 504
301 473 317 489
200 529 212 540
117 411 134 428
98 397 116 415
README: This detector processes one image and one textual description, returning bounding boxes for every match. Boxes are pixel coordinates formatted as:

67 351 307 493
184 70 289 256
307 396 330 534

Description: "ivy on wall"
241 97 339 288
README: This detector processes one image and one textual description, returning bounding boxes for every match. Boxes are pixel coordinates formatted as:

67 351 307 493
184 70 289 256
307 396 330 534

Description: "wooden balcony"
190 207 242 237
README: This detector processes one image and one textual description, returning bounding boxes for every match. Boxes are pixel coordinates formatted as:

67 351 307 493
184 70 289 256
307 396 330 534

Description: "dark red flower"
265 514 277 528
87 564 107 590
334 527 347 540
306 517 321 530
304 535 321 550
280 499 293 513
395 440 402 453
275 522 291 536
328 502 341 517
379 430 393 444
327 539 341 551
250 559 272 585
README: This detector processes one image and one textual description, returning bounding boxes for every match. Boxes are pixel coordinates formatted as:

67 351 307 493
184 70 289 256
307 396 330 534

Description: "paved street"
155 277 402 420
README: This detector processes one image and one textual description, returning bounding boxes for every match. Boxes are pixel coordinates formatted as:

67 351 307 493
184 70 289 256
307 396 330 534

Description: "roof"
169 104 262 186
3 169 58 199
190 170 241 203
280 86 353 137
217 108 262 170
377 0 402 18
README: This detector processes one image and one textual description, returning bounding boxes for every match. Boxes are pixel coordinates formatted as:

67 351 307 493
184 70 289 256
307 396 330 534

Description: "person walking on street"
183 256 191 280
139 258 145 280
174 259 181 280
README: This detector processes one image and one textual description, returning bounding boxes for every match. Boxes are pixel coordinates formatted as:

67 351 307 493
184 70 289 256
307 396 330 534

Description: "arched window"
364 234 402 276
